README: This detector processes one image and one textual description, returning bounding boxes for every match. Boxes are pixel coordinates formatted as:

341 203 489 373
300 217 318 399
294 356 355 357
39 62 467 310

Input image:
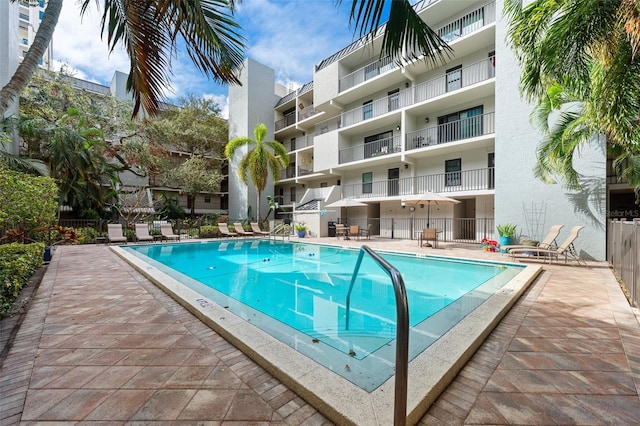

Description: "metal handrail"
269 223 291 240
345 245 409 426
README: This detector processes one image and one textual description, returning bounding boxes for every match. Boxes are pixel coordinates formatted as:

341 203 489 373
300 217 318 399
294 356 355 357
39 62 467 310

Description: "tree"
505 0 640 195
0 0 451 120
166 155 223 219
225 123 289 222
128 95 228 218
344 0 452 64
0 0 245 118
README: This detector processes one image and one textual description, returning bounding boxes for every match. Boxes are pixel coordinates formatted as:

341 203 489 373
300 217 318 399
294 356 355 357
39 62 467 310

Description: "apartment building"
16 0 53 69
229 0 612 260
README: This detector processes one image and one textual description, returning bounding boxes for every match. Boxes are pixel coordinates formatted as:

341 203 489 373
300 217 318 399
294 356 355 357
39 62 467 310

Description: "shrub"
200 225 218 238
76 227 99 244
0 243 44 315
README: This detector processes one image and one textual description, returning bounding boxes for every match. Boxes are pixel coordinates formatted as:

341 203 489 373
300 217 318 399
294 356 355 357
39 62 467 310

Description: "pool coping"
111 241 542 425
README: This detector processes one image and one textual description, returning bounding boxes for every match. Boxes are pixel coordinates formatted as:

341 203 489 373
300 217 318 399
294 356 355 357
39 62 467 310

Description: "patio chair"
349 225 360 240
419 228 438 248
509 225 585 265
502 224 564 252
335 224 347 239
250 222 270 236
107 224 127 244
160 223 180 241
134 223 154 243
233 222 254 237
360 224 372 240
218 222 238 238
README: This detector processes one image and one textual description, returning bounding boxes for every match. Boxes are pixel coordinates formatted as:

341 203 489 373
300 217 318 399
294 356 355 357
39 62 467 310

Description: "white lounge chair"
160 223 180 241
107 224 127 244
218 223 238 238
509 225 585 265
233 222 254 237
250 222 270 236
502 224 564 252
134 223 153 243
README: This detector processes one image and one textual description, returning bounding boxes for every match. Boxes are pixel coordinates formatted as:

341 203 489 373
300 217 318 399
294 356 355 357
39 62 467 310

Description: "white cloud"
51 0 356 106
53 3 130 85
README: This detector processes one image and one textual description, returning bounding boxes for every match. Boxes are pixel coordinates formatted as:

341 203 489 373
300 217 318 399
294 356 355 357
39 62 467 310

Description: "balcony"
299 105 321 121
339 135 401 164
275 114 296 132
341 167 495 199
337 2 496 93
340 56 394 92
281 134 314 152
315 56 495 133
406 111 494 151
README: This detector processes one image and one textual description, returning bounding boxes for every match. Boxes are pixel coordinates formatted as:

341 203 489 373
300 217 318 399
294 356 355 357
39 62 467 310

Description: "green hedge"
200 225 219 238
0 243 44 315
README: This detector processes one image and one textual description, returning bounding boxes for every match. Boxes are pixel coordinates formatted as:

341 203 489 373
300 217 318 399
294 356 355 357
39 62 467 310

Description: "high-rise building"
17 0 53 69
229 0 627 261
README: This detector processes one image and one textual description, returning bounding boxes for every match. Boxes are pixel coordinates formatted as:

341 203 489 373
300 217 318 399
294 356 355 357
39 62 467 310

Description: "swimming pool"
122 239 524 392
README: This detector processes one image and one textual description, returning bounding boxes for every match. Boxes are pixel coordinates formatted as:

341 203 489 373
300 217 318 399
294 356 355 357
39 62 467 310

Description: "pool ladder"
346 245 409 426
268 223 291 240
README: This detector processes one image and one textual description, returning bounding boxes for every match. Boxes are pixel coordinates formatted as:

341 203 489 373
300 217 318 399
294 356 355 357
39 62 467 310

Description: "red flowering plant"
481 238 499 252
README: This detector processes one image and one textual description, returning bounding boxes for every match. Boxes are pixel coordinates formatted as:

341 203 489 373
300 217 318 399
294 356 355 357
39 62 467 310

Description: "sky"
51 0 359 118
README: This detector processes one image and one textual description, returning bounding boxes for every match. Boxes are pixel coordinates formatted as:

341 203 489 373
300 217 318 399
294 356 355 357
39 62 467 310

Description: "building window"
284 107 296 127
388 89 399 111
364 130 393 158
362 172 373 194
39 10 44 20
320 182 328 188
290 187 296 203
362 100 373 120
445 159 462 187
22 38 28 45
488 51 496 78
22 51 27 57
446 65 462 92
438 105 483 143
38 0 44 7
290 137 296 151
204 196 211 203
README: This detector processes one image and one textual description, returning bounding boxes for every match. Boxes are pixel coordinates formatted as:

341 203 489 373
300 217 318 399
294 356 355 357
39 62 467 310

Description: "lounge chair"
233 222 254 237
419 228 438 248
509 225 585 265
134 223 154 243
107 224 127 244
502 224 564 252
218 223 238 238
250 222 270 236
160 223 180 241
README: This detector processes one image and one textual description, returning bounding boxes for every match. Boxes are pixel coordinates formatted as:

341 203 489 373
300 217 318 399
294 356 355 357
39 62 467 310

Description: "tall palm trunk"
0 0 62 117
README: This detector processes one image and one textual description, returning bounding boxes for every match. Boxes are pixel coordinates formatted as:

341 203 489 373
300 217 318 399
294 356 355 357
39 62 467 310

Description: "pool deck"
1 237 640 424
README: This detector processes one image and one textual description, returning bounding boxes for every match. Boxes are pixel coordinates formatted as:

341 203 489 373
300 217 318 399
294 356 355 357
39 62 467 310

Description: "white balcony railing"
339 136 401 164
337 1 496 93
316 56 495 134
405 111 495 151
341 167 495 199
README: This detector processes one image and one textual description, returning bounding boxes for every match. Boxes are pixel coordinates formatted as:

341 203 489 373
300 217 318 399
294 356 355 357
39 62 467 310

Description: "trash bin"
328 221 336 237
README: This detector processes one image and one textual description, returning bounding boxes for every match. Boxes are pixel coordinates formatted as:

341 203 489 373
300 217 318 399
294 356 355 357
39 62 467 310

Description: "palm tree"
505 0 640 192
1 0 451 120
344 0 452 64
225 123 289 222
0 0 245 118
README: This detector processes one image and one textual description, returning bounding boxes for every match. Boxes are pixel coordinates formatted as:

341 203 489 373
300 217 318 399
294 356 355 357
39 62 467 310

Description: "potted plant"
294 222 307 238
496 223 517 252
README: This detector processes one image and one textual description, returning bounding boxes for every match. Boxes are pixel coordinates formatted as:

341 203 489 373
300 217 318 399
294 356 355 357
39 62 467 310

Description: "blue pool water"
124 239 524 391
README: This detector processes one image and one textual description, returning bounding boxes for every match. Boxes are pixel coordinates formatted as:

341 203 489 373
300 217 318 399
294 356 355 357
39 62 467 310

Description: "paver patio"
1 239 639 425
